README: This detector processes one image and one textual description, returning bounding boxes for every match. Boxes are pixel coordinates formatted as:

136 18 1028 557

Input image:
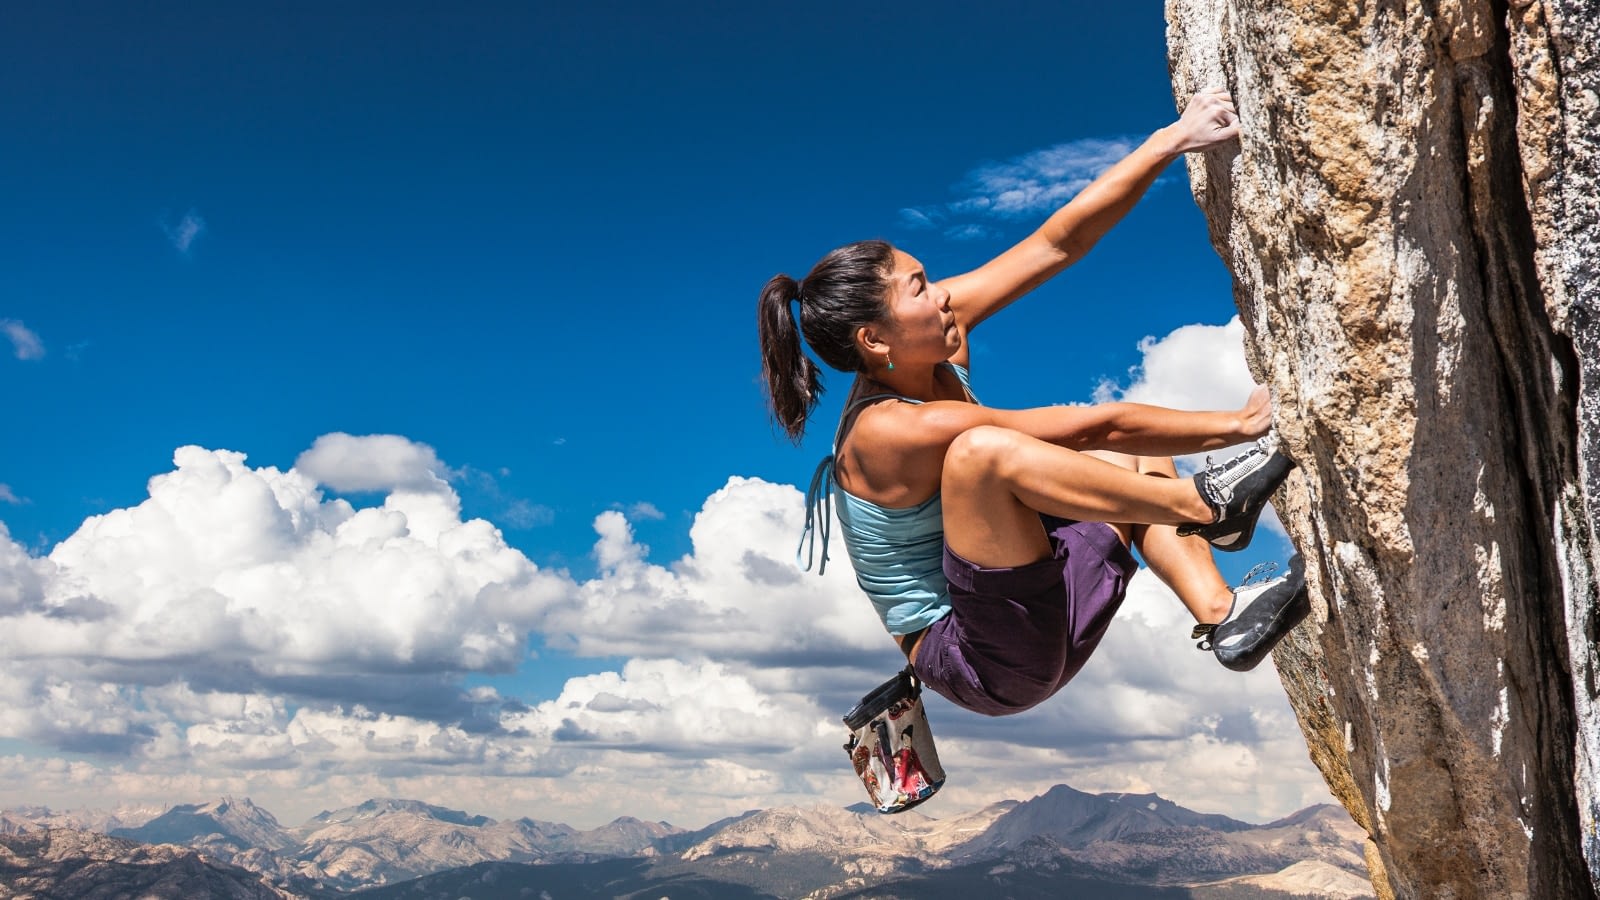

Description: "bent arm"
864 384 1272 464
939 89 1240 335
920 399 1262 458
981 401 1259 456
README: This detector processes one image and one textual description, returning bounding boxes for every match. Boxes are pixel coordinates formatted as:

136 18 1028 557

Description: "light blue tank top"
799 364 977 636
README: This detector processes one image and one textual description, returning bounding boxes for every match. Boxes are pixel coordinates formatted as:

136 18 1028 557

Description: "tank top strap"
797 363 975 575
948 362 977 402
832 392 914 452
801 386 912 574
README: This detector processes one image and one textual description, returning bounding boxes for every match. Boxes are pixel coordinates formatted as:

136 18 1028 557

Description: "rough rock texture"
0 828 293 899
1165 1 1599 899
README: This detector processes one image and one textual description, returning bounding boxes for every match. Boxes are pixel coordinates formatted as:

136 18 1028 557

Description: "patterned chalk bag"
842 666 946 813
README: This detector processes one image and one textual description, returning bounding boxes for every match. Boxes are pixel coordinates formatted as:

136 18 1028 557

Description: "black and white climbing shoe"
1177 434 1295 552
1192 556 1310 672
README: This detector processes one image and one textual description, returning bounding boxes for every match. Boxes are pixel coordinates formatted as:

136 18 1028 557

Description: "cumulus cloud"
1093 316 1287 541
504 658 824 754
547 478 891 671
2 320 44 360
903 137 1160 240
295 432 451 493
0 485 22 505
0 435 1323 827
1094 316 1256 413
163 209 206 254
0 523 47 616
0 438 572 748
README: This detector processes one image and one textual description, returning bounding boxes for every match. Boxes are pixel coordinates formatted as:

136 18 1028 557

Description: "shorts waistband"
944 519 1134 595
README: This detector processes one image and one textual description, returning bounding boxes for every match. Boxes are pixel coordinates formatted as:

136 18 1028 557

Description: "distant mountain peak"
110 795 295 853
305 798 492 829
27 784 1364 898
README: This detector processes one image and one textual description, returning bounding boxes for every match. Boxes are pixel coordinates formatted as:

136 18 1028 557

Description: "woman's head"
757 239 896 441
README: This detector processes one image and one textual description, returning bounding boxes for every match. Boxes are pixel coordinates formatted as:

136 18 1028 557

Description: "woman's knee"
944 425 1024 484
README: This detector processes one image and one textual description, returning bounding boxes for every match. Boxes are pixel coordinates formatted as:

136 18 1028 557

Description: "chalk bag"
842 666 946 814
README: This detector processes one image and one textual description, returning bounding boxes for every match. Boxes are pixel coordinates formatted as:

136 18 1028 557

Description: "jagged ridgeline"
0 788 1376 898
1165 1 1600 898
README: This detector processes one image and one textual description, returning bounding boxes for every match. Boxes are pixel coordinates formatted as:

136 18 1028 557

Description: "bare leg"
1123 456 1234 624
940 425 1213 569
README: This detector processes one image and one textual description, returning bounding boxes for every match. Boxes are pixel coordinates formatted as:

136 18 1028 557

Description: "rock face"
1164 2 1600 899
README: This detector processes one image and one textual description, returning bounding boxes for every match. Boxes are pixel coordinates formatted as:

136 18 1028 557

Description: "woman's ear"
855 324 890 366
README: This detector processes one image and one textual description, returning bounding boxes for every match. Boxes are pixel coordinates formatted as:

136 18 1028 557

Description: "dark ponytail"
758 273 822 441
757 240 896 442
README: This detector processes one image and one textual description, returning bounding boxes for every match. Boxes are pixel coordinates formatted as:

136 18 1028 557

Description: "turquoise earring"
887 354 895 372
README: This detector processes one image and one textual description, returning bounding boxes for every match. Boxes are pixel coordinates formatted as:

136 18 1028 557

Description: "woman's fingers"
1240 384 1274 437
1176 87 1241 151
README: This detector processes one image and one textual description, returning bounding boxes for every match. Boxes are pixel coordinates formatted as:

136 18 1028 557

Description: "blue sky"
0 3 1324 829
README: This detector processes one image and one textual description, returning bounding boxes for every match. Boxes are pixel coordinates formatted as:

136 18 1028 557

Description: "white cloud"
163 209 206 254
956 138 1143 218
503 658 824 753
1094 316 1256 413
0 439 1324 828
944 224 996 242
0 523 47 617
903 137 1165 239
544 478 890 668
295 432 451 493
0 485 22 505
1 320 44 361
1091 316 1287 539
624 501 664 521
0 440 572 728
500 499 555 528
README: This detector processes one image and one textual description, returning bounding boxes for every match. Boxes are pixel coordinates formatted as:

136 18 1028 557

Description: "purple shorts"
912 515 1138 716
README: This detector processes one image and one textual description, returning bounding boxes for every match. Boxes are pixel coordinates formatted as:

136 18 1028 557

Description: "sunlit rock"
1166 1 1599 897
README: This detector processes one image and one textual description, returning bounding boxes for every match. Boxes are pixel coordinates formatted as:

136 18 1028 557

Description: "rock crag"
1165 1 1599 898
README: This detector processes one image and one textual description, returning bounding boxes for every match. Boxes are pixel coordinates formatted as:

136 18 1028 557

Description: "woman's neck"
858 363 946 403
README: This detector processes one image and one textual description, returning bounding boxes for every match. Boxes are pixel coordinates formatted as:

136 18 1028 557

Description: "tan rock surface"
1166 1 1600 898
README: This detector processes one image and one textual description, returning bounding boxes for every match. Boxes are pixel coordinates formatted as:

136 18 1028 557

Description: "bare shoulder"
836 401 945 505
849 395 993 462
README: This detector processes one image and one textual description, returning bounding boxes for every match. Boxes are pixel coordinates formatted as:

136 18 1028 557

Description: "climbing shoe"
1192 556 1310 672
1177 433 1294 552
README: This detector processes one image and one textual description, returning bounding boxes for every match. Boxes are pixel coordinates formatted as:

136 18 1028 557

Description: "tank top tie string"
798 454 836 574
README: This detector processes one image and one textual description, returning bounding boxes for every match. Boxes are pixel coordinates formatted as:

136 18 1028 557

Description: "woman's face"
877 249 961 365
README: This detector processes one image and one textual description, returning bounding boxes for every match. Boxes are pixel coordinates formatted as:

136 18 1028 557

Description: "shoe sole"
1213 559 1310 671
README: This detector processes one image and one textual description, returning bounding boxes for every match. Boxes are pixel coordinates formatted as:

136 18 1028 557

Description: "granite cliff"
1164 1 1599 898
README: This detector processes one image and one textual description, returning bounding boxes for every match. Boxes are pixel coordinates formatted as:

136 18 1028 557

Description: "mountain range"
0 786 1376 899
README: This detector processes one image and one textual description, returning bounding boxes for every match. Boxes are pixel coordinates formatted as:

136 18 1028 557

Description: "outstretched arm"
939 88 1240 342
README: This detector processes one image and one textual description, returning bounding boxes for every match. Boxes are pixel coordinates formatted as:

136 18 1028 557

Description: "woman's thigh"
940 427 1151 567
939 426 1053 568
1078 449 1141 547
